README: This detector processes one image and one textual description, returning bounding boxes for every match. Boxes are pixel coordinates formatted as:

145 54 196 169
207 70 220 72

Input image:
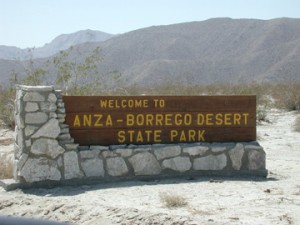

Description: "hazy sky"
1 0 299 48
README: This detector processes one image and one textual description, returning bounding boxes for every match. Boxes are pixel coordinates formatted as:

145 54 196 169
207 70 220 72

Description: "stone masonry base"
0 85 267 191
1 142 267 191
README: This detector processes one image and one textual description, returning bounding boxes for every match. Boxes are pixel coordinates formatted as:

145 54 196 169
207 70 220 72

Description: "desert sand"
0 109 299 225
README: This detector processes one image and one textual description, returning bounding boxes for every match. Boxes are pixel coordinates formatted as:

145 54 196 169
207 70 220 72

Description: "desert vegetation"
0 152 13 179
159 192 188 208
1 78 300 129
0 46 300 129
0 86 15 129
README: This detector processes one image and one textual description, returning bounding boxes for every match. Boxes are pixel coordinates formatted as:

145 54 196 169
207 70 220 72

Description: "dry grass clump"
294 115 300 132
293 185 300 195
159 192 188 208
0 153 14 179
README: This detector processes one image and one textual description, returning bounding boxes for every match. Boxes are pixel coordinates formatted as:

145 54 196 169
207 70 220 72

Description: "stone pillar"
14 85 79 183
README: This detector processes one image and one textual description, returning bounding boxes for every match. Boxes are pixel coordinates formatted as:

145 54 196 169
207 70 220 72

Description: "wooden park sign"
63 96 256 145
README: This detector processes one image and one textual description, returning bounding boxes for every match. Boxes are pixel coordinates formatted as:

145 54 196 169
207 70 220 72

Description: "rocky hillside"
94 18 300 87
1 18 300 87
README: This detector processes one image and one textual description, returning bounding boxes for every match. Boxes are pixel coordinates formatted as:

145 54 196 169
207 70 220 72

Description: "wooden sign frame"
63 96 256 145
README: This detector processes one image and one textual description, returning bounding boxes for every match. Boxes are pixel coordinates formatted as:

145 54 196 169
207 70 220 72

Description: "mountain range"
0 29 114 60
1 18 300 88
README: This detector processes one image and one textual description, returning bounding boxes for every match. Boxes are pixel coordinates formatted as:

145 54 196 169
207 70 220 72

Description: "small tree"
0 45 125 128
20 48 48 85
53 46 103 95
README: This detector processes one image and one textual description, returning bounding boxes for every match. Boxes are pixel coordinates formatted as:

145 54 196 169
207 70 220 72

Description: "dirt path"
0 110 300 225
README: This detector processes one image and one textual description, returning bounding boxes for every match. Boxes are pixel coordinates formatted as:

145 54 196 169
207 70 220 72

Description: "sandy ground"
0 109 300 225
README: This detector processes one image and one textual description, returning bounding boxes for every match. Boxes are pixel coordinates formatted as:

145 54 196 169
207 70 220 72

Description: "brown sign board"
63 96 256 145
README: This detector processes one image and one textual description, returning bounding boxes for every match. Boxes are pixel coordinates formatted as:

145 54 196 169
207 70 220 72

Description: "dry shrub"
272 83 300 111
159 192 188 208
0 153 14 179
0 86 15 129
127 82 273 124
294 115 300 132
